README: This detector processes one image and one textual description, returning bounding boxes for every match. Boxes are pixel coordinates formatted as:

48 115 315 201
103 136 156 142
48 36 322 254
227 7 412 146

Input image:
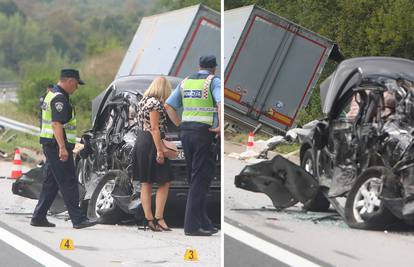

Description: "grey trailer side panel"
224 6 335 132
116 5 220 79
257 27 333 129
116 7 197 77
223 6 253 70
170 6 220 78
225 14 288 116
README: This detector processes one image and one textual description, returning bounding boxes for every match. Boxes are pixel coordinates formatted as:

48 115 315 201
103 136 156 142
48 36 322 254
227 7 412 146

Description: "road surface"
0 161 220 266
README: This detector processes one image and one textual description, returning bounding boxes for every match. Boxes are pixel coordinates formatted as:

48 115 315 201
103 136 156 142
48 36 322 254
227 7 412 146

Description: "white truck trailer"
224 5 343 134
116 4 220 79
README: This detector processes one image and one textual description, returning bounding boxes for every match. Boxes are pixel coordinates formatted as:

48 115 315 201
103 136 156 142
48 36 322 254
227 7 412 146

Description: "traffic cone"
246 132 255 151
10 148 22 179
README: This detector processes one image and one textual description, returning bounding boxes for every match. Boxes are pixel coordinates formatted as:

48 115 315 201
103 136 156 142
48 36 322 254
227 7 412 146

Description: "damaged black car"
13 75 221 225
236 57 414 230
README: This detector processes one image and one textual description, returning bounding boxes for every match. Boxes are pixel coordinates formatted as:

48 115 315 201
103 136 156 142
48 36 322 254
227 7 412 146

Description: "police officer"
31 69 97 229
165 55 221 236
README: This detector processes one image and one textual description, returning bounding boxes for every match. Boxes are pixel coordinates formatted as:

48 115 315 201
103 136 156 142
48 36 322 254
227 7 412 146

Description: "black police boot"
30 218 56 227
73 218 98 229
185 228 212 236
209 227 219 235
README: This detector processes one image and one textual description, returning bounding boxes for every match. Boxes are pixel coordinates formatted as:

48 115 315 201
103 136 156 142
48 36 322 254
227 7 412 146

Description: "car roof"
320 57 414 114
113 75 183 94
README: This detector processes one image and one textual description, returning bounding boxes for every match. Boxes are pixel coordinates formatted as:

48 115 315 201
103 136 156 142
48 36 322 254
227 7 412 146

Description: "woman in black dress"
133 76 173 231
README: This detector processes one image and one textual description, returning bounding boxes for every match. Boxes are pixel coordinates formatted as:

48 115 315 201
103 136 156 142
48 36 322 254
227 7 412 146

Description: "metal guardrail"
0 116 40 136
0 81 18 89
0 115 80 142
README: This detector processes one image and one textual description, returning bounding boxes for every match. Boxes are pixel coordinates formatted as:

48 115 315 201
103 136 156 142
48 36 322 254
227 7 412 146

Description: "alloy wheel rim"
95 180 115 217
353 177 382 222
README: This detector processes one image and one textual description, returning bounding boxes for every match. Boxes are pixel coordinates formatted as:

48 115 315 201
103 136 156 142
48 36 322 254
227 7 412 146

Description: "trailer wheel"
301 149 330 212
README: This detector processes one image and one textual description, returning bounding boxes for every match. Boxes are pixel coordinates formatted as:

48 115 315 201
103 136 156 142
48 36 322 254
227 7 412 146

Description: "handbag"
162 139 178 159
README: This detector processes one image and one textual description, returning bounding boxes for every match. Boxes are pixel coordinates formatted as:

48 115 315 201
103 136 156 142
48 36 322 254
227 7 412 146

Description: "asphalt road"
225 235 289 267
0 239 44 267
0 161 220 267
224 141 414 267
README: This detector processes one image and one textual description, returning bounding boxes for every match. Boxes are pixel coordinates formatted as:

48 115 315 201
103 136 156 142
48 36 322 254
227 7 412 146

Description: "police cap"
199 55 217 69
60 69 85 85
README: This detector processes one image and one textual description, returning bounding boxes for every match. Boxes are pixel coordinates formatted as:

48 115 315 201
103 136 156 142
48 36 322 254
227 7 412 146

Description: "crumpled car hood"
235 155 319 209
12 166 85 214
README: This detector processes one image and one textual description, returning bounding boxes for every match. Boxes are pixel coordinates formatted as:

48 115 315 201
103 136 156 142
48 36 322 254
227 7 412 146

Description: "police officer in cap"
31 69 97 229
165 55 221 236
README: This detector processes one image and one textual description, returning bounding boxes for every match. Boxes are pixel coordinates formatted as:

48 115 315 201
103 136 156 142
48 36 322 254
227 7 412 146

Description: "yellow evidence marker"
184 248 198 261
59 238 74 250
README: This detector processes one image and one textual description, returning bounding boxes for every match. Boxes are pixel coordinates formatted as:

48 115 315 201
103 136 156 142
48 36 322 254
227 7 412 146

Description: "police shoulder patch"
55 102 64 112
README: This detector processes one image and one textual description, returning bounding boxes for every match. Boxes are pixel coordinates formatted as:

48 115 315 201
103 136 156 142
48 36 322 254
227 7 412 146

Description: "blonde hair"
143 76 172 102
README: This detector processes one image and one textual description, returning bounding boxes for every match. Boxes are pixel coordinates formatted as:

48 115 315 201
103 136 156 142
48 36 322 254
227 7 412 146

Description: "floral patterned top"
137 96 167 134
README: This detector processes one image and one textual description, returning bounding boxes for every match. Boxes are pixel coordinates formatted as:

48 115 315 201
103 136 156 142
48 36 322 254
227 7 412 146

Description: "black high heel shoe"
155 217 172 231
141 218 161 232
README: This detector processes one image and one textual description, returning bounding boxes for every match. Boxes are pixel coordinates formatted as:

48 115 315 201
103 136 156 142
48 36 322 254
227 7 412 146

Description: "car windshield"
114 79 152 95
113 77 182 134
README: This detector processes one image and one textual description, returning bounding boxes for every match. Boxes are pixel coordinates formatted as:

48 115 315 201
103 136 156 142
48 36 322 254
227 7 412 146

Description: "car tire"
344 167 396 230
87 171 126 224
301 149 330 212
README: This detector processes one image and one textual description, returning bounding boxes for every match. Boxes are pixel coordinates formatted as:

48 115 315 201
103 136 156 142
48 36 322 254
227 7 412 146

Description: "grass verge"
0 129 41 159
0 102 39 126
0 102 91 136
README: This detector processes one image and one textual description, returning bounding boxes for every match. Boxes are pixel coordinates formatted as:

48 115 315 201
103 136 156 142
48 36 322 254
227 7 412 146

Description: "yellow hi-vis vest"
39 91 77 144
181 74 216 126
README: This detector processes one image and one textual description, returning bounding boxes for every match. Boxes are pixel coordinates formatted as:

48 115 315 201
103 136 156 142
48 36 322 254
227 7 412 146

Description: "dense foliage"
156 0 220 11
225 0 414 125
0 0 219 133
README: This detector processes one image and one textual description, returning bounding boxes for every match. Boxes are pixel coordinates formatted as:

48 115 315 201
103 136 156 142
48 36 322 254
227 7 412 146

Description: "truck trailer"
116 4 220 79
224 5 343 134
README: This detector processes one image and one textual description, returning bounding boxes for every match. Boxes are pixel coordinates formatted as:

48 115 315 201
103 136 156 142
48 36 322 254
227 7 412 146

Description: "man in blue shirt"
165 55 221 236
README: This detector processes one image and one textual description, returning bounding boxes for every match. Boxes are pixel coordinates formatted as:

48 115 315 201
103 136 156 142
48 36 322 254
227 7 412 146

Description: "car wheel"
301 149 330 212
87 171 125 224
344 167 396 230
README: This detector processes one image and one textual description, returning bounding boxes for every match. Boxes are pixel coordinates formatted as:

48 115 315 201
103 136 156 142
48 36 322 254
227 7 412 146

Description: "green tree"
156 0 220 11
0 0 23 17
0 13 50 73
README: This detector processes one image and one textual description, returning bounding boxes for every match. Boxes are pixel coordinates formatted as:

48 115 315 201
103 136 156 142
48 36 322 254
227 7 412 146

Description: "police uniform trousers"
180 122 215 233
32 143 85 225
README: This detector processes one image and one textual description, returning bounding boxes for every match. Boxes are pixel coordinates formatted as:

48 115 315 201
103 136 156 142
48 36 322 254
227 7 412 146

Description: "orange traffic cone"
10 148 22 179
246 132 255 151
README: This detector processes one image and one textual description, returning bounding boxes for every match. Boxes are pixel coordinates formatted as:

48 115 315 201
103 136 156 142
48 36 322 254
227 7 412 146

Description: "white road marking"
224 222 321 267
0 227 71 267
